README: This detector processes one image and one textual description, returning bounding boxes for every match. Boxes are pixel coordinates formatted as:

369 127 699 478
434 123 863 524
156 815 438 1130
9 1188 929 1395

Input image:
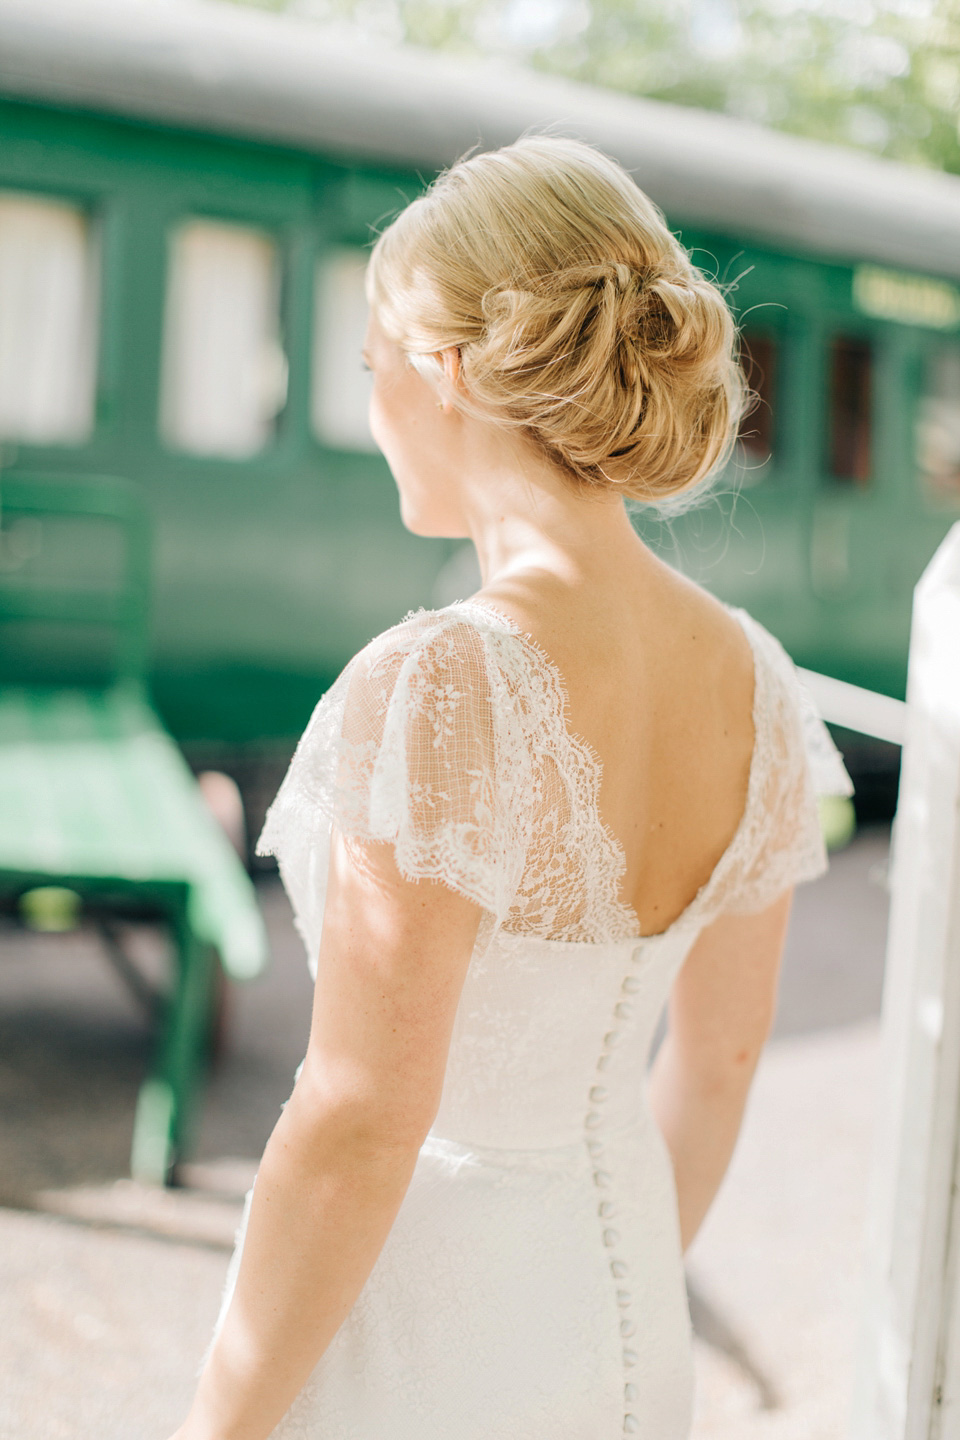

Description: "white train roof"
1 0 960 280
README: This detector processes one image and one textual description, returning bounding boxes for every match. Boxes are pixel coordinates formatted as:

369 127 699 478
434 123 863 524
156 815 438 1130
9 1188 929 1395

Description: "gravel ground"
689 1022 879 1439
0 1208 226 1440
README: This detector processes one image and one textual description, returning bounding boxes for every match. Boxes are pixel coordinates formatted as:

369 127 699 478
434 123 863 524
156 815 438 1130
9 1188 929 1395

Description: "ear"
438 346 462 414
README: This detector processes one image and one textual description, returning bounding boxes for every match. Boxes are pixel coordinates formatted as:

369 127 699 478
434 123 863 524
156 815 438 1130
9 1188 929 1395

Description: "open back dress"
214 596 853 1440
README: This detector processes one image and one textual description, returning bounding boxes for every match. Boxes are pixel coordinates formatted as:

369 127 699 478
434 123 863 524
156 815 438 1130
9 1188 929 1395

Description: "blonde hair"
367 135 747 505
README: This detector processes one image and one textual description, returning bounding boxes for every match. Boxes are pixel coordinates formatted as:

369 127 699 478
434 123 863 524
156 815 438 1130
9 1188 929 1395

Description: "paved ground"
688 1022 879 1439
0 824 892 1439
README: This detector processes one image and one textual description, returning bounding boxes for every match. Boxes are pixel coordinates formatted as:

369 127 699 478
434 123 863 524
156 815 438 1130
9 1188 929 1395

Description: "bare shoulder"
470 549 754 716
652 561 756 701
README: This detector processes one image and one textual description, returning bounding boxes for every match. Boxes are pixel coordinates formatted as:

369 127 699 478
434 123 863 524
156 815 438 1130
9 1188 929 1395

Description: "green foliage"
230 0 960 174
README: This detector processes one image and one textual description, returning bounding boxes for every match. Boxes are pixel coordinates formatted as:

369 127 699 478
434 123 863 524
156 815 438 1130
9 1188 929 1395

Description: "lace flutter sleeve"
719 612 854 917
255 610 528 970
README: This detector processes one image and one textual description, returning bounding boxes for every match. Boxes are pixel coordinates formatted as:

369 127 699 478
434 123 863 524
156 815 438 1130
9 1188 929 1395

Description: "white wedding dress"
214 596 853 1439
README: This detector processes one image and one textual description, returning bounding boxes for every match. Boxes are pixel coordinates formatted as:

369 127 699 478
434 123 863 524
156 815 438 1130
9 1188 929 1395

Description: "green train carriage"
0 0 958 803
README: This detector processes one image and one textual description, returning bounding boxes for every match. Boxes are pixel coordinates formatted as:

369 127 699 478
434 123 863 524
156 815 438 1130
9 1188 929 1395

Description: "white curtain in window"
160 219 286 458
0 191 99 444
312 247 376 453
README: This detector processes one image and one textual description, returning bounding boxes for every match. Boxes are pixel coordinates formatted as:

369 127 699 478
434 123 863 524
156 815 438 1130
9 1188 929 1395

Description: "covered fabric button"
623 1414 640 1433
611 1260 629 1278
602 1227 620 1247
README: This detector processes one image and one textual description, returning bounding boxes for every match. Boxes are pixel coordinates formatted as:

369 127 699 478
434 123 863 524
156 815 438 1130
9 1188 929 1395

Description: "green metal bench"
0 474 268 1184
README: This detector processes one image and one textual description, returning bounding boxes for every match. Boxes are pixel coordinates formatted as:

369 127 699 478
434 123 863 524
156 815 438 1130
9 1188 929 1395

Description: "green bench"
0 474 268 1184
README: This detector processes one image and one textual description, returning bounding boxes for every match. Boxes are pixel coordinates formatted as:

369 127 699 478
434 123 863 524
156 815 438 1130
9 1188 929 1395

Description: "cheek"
368 388 404 466
369 368 435 467
370 389 427 511
368 388 388 450
370 366 411 440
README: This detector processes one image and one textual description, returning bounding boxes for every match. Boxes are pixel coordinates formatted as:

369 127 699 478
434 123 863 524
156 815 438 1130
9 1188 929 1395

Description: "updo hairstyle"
366 135 747 505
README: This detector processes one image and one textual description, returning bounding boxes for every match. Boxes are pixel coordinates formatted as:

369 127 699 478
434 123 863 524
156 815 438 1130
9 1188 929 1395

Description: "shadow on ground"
0 881 312 1210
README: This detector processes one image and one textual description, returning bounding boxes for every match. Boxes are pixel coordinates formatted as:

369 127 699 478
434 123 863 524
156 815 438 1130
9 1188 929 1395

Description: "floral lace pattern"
256 597 852 967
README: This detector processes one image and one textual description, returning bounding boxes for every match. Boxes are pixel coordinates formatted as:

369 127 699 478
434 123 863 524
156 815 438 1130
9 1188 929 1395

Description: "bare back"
474 546 756 938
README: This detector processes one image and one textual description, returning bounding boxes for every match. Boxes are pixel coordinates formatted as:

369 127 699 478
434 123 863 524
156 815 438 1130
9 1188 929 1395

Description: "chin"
402 517 468 540
396 499 430 537
397 497 469 540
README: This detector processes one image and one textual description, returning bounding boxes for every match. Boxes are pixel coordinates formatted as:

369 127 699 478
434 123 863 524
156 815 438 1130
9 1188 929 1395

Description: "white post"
852 521 960 1440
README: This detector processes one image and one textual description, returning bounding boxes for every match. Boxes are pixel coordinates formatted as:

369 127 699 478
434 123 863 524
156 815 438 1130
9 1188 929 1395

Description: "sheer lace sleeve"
718 611 855 918
255 610 531 970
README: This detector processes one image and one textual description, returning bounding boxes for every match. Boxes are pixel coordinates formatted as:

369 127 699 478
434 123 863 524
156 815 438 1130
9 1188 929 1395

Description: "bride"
169 135 851 1440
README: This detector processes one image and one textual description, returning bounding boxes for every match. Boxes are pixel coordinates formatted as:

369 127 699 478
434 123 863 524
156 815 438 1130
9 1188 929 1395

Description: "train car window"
159 219 287 458
311 247 376 452
828 335 873 485
0 191 99 445
917 342 960 505
736 331 777 467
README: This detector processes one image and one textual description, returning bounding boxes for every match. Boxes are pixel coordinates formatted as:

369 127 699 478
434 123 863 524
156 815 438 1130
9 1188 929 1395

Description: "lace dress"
214 597 853 1440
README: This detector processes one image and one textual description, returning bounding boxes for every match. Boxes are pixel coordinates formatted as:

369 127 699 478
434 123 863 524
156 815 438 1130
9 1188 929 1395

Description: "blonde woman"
170 136 851 1440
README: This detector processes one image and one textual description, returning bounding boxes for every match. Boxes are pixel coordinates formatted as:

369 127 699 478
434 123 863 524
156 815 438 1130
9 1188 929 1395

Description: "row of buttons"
585 967 644 1434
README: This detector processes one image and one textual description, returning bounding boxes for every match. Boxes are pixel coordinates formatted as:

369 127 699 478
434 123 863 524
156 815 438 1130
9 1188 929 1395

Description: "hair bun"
369 136 746 504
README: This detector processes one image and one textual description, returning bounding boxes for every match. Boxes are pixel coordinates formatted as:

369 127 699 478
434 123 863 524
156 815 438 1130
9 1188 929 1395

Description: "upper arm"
666 889 793 1073
295 826 483 1149
264 616 528 1151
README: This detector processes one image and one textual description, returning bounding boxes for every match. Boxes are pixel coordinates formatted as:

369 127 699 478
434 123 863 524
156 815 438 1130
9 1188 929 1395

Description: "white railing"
797 666 908 748
850 521 960 1439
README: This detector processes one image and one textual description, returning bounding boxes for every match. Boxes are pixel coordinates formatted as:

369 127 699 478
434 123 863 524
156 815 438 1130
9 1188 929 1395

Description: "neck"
450 425 649 595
